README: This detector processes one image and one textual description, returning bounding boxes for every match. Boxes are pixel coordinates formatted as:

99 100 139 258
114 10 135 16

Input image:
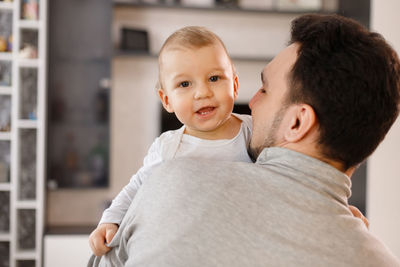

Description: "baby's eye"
209 76 219 82
179 81 190 88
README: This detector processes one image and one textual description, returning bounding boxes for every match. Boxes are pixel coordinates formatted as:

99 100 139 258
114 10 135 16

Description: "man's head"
249 14 400 171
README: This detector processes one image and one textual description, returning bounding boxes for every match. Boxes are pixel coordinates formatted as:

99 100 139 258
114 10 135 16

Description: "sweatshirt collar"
256 147 352 205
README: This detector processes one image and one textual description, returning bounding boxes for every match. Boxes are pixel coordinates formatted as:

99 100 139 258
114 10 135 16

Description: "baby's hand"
89 223 119 256
349 205 369 229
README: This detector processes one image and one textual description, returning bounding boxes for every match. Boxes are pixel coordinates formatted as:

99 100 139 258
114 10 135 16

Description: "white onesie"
99 113 252 225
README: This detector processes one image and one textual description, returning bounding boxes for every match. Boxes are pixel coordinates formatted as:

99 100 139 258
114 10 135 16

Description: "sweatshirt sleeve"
98 136 163 225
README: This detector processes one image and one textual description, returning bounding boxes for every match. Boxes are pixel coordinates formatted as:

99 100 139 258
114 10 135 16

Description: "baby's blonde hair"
157 26 236 90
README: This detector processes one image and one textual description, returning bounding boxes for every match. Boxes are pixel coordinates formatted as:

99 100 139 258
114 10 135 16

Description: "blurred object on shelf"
276 0 321 11
0 96 11 132
96 78 110 123
120 28 149 53
0 36 6 52
239 0 273 9
0 141 10 183
21 0 38 20
0 10 12 52
19 43 38 58
20 29 38 58
0 61 12 86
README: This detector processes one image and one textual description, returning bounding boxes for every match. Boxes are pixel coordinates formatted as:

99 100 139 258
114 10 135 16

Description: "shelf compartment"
0 241 10 267
0 140 10 183
0 191 10 233
18 129 37 200
0 9 13 53
17 209 36 251
19 29 38 59
19 67 37 120
20 0 39 21
0 95 11 133
0 61 12 86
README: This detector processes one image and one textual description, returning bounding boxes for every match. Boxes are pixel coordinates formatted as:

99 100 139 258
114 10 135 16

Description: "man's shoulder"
354 232 400 266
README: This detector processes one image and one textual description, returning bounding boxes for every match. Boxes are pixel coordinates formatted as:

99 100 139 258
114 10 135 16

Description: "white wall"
368 0 400 258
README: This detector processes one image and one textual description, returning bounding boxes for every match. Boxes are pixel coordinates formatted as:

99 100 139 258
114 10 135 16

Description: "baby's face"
158 43 238 138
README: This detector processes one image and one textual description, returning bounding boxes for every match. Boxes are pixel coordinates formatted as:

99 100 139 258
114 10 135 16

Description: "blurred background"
0 0 399 266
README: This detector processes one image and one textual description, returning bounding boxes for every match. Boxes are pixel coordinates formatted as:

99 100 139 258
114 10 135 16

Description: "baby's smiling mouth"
196 106 215 115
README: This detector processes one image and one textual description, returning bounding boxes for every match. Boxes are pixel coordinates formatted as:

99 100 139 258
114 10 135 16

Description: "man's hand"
349 205 369 229
89 223 119 256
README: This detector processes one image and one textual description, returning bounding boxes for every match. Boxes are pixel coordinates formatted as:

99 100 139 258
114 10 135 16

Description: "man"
89 14 400 266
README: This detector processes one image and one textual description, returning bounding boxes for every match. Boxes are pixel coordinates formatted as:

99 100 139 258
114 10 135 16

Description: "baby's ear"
158 88 174 113
233 75 239 99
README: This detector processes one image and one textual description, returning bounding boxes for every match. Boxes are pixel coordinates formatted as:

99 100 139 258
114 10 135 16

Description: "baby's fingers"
90 232 111 256
105 226 118 245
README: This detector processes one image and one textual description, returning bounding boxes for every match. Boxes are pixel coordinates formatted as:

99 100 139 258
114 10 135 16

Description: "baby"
89 26 253 256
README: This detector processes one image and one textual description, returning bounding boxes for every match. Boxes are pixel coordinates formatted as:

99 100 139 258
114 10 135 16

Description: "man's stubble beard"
248 105 288 162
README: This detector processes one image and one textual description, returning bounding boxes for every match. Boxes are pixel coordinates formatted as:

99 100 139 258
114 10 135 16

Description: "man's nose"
248 91 259 110
194 83 213 99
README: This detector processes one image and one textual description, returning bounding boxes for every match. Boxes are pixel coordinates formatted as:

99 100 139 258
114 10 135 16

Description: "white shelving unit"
0 0 47 266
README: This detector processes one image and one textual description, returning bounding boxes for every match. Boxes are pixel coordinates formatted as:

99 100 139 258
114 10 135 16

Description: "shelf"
0 86 12 94
16 200 37 209
113 50 272 63
0 1 13 10
0 132 11 140
19 19 40 29
0 232 10 241
0 52 13 61
113 1 330 15
0 183 11 191
18 58 40 68
14 250 37 260
18 120 38 129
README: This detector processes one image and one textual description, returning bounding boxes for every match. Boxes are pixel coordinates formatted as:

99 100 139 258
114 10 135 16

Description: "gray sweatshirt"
89 147 400 267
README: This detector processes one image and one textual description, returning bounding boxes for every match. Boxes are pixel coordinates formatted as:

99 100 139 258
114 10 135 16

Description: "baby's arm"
88 137 163 256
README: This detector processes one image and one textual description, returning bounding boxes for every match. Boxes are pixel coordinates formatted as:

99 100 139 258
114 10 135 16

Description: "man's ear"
284 104 317 142
233 75 239 100
158 88 174 113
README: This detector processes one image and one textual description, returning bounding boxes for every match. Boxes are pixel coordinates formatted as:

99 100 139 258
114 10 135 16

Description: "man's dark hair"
288 14 400 169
